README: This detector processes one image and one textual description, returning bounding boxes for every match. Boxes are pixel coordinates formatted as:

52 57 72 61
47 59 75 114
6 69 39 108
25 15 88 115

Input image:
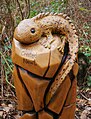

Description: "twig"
75 114 79 119
27 0 30 18
0 42 4 100
80 92 91 101
16 0 24 20
0 98 16 101
4 0 15 39
0 19 6 26
82 30 88 40
0 51 13 73
24 0 30 18
5 70 15 89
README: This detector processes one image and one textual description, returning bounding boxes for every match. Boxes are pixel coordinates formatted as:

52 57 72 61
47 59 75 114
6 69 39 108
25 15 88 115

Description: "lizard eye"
30 28 35 33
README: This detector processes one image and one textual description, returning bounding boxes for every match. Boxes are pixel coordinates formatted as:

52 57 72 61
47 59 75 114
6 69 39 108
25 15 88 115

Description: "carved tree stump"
12 13 78 119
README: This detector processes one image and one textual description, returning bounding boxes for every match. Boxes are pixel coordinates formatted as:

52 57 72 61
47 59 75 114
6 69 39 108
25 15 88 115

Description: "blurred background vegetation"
0 0 91 118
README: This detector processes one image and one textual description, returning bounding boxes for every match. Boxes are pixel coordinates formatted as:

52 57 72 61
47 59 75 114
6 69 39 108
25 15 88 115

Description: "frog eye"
30 28 35 33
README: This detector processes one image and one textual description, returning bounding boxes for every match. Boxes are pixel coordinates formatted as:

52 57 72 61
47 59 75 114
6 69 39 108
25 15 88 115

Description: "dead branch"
4 0 15 38
26 0 30 18
16 0 24 20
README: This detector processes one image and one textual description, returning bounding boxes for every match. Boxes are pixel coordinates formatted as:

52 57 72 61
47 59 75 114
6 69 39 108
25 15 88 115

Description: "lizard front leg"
57 36 66 53
44 30 55 49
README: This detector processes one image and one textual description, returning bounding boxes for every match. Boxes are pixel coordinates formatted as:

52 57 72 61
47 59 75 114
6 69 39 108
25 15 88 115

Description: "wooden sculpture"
12 12 79 119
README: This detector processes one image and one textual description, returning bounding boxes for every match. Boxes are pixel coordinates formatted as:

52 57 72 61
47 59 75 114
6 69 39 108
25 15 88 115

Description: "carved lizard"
14 12 78 104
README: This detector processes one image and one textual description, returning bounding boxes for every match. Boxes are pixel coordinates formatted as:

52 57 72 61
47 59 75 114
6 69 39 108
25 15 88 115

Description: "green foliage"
87 76 91 87
79 7 88 12
77 94 81 99
50 1 66 13
79 46 91 87
16 16 21 25
79 46 91 63
30 10 37 17
79 21 91 87
28 0 67 18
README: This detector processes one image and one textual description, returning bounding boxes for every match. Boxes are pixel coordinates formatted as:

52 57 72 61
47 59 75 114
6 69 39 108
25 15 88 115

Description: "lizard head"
14 19 42 44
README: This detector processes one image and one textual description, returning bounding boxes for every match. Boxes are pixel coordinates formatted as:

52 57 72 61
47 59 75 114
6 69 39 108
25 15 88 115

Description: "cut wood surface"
12 35 63 78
